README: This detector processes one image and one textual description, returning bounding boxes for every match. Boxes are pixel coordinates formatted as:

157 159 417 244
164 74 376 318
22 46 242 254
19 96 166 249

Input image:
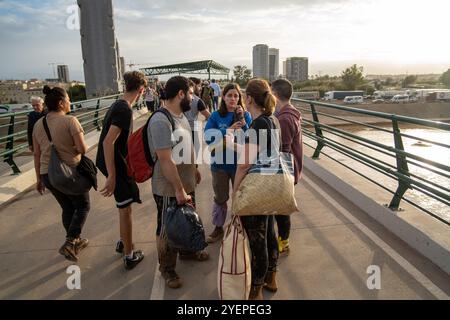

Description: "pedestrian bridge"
0 96 448 300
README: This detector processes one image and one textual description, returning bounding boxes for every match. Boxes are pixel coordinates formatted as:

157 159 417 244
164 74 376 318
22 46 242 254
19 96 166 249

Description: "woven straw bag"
218 215 251 300
232 152 298 216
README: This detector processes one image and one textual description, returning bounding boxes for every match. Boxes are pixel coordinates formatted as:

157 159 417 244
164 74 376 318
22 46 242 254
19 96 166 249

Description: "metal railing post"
310 104 325 159
3 114 20 175
93 99 101 131
388 119 411 210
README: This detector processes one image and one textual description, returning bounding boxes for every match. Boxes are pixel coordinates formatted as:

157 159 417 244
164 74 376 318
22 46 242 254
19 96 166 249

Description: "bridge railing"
293 98 450 226
0 94 146 175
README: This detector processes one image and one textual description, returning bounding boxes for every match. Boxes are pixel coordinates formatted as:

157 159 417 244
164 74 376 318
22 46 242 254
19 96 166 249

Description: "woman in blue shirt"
204 83 252 243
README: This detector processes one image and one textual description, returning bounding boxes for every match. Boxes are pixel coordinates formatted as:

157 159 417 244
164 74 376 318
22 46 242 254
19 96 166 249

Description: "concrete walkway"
0 143 449 299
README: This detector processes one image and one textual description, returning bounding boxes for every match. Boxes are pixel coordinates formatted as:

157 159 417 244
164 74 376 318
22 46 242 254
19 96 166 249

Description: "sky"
0 0 449 81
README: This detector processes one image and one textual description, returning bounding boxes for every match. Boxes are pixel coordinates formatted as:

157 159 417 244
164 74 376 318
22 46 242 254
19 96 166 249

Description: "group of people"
30 71 303 300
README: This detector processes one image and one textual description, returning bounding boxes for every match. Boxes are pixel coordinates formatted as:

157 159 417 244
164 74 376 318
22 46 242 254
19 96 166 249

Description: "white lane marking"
150 262 165 300
303 176 450 300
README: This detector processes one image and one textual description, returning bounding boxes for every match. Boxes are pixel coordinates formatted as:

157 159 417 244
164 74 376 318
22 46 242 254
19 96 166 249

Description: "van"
391 95 409 103
343 96 363 104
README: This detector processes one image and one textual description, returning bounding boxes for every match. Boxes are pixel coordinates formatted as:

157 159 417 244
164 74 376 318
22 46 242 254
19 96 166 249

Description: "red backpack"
126 109 175 183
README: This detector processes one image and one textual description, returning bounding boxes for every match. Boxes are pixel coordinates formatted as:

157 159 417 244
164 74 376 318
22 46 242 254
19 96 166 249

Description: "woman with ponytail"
232 78 279 300
32 85 90 262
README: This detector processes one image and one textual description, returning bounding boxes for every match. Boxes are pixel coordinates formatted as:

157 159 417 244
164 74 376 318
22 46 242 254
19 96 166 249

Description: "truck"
373 90 406 100
292 91 320 100
435 91 450 101
324 91 364 100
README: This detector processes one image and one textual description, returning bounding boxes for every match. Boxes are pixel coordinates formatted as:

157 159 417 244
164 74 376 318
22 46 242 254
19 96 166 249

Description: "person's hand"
100 176 115 197
175 188 192 205
36 179 45 195
195 169 202 185
29 146 34 153
229 121 243 130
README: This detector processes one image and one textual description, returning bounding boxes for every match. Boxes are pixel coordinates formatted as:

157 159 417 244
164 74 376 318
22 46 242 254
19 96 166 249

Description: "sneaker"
161 270 182 289
59 240 78 262
278 236 290 256
115 239 124 254
74 238 89 255
115 240 135 255
123 250 144 270
206 227 224 244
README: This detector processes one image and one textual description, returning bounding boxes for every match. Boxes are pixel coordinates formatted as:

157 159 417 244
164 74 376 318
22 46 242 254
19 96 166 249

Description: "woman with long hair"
32 85 90 262
233 78 279 300
204 83 252 243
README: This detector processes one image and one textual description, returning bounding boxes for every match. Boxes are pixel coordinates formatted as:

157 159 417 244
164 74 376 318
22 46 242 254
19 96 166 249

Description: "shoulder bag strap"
42 116 53 144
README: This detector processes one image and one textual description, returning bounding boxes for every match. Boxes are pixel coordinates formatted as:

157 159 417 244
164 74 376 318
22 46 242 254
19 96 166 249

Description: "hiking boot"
206 226 224 244
74 238 89 255
179 250 210 261
278 236 290 256
59 239 78 262
161 270 182 289
123 250 144 270
115 239 135 255
249 284 264 300
263 271 278 292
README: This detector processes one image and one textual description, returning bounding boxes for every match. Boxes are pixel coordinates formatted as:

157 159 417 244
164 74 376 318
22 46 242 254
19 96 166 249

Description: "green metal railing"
0 94 146 175
293 98 450 226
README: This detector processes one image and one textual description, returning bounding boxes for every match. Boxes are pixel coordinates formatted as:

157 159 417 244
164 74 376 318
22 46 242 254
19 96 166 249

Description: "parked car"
372 99 385 104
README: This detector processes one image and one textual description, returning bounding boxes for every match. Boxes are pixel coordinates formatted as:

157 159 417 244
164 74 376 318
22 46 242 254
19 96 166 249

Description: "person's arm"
233 142 256 194
156 148 191 205
278 116 295 154
32 135 45 195
73 132 88 155
27 115 34 152
200 109 211 119
99 125 121 197
197 99 210 119
204 113 217 145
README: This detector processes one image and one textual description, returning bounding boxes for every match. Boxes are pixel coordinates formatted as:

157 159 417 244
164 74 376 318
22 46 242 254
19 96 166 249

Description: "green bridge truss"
140 60 230 79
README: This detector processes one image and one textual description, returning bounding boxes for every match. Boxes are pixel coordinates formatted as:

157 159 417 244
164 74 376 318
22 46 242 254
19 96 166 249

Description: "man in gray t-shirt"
146 76 208 290
147 111 196 197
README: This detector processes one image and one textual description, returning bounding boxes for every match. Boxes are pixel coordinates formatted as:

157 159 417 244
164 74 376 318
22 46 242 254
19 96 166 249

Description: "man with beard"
146 76 207 289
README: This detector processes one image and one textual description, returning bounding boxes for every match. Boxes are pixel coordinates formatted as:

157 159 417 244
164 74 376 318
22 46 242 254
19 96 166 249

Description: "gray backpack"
42 116 92 195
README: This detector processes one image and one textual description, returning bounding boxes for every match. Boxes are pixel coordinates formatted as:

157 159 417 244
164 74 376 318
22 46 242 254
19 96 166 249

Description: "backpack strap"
42 116 53 144
143 108 176 166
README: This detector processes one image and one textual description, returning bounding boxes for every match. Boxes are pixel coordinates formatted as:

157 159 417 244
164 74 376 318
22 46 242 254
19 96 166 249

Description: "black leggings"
241 215 278 286
42 174 90 239
275 215 291 240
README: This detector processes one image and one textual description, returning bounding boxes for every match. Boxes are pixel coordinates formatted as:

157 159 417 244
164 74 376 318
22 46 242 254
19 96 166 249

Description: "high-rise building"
268 48 279 82
78 0 122 97
119 57 126 80
285 57 308 82
57 65 70 83
252 44 269 79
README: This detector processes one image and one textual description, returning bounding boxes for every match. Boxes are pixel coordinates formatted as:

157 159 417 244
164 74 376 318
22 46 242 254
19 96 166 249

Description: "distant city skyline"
0 0 449 81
